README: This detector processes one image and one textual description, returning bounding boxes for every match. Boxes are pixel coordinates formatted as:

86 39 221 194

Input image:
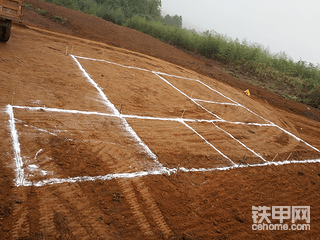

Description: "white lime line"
274 125 320 153
8 55 320 188
6 105 24 187
195 80 239 105
73 55 150 73
181 121 237 166
13 105 116 117
12 105 274 127
167 158 320 174
74 54 320 154
212 122 267 162
71 55 158 161
193 99 239 106
19 158 320 187
153 72 223 120
22 168 169 187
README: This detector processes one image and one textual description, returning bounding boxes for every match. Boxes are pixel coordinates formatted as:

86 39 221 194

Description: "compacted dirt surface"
1 1 320 239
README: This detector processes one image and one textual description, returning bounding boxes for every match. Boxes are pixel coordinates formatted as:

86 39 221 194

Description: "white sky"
161 0 320 65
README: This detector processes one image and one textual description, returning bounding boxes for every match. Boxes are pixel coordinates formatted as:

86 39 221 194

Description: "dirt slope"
0 1 320 239
22 0 320 122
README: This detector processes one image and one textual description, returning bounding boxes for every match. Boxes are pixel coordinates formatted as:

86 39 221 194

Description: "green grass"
24 4 68 26
49 15 67 25
36 8 48 16
24 3 33 9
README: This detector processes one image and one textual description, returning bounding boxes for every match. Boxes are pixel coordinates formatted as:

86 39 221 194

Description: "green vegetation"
161 14 182 28
43 0 163 24
36 8 48 16
39 0 320 109
24 4 67 25
24 3 33 9
49 15 67 25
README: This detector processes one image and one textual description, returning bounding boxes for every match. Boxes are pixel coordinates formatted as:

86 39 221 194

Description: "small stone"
216 229 222 233
311 181 316 185
15 199 22 204
298 171 304 176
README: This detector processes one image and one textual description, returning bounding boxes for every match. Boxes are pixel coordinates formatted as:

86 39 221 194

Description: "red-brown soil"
1 1 320 239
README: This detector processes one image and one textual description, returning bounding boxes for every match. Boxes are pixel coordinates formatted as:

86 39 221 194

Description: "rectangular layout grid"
7 55 320 187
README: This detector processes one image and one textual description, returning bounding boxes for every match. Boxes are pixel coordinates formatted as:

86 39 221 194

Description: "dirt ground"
1 1 320 239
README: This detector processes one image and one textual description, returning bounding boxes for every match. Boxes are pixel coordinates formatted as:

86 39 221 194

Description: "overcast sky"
161 0 319 65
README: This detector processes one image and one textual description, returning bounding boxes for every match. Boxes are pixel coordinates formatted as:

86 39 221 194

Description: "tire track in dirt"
11 187 30 239
92 143 155 237
117 178 155 238
132 179 173 238
36 186 89 239
92 142 173 238
54 183 114 239
11 182 115 239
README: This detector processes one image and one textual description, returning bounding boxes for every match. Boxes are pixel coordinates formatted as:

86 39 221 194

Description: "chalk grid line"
6 55 320 187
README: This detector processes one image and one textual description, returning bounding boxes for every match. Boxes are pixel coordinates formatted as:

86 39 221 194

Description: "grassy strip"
124 16 320 109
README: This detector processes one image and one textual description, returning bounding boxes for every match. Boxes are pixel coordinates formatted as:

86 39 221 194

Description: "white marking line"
212 123 267 162
71 55 158 161
181 121 236 166
22 123 58 137
237 105 320 153
19 158 320 187
74 55 151 73
22 169 169 187
13 105 116 117
73 54 320 153
34 149 43 160
7 54 320 187
153 73 222 120
193 99 239 106
10 104 319 187
170 158 320 174
274 125 320 153
6 105 24 187
74 55 320 151
11 105 275 127
71 55 118 114
13 105 260 165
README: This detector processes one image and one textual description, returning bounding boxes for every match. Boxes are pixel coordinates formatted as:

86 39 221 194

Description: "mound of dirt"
0 1 320 239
